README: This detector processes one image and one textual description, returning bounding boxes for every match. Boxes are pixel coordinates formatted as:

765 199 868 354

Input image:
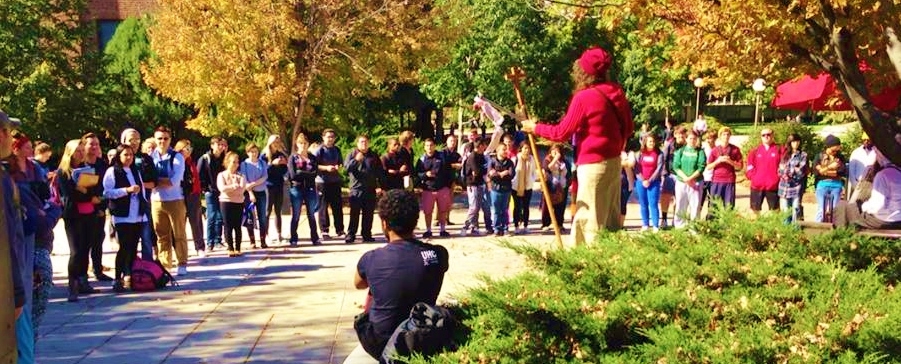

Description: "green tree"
419 0 613 122
0 0 110 145
615 19 692 126
98 16 192 134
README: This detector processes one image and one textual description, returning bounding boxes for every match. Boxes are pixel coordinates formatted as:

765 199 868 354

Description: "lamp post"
693 77 705 120
752 78 766 127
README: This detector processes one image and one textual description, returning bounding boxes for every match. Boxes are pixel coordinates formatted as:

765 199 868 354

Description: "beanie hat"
577 47 612 77
824 134 841 148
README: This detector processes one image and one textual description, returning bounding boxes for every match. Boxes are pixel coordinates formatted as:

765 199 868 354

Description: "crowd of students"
626 121 900 231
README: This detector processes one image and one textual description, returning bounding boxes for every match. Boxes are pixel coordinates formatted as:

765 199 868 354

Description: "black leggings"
64 215 94 280
114 222 143 280
88 214 105 275
267 185 284 236
221 202 244 252
512 189 533 227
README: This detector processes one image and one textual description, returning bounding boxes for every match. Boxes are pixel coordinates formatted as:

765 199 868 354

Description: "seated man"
353 189 449 359
834 149 901 230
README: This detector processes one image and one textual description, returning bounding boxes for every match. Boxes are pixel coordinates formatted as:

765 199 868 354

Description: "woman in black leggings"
102 145 149 292
217 152 249 256
56 139 98 302
263 135 289 244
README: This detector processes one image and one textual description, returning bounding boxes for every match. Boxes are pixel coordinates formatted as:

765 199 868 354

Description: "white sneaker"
197 250 206 258
177 266 188 276
640 226 649 232
653 227 660 233
459 229 469 237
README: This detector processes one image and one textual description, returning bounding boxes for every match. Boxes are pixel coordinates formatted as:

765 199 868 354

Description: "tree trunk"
830 27 901 167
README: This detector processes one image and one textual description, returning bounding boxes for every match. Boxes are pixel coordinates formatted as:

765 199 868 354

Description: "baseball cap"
0 110 22 129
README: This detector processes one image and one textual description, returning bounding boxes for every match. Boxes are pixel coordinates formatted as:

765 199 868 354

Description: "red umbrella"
772 73 901 111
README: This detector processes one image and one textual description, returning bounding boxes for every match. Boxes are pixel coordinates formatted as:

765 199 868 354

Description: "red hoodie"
746 143 783 191
535 82 633 165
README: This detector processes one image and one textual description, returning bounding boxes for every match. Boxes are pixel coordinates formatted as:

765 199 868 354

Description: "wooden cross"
504 67 529 118
503 65 563 249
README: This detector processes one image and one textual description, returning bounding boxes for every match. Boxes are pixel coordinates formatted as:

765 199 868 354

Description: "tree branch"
887 27 901 81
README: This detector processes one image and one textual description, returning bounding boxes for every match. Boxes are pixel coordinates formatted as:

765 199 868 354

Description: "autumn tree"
145 0 457 140
420 0 613 122
591 0 901 164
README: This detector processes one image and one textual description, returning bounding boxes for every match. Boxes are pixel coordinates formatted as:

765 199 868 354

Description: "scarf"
514 154 535 196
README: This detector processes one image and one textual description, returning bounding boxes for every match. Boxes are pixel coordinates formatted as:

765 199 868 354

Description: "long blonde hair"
264 134 285 160
57 139 84 177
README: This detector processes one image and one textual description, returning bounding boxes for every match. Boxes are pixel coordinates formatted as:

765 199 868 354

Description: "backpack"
131 259 177 291
181 158 195 196
380 302 457 363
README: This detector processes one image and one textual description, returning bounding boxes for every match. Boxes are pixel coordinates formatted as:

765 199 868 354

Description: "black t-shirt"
357 239 449 338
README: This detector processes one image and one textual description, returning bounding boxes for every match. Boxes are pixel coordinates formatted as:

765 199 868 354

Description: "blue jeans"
815 185 843 222
289 186 319 243
16 234 35 363
490 189 512 233
781 195 802 224
465 185 485 231
245 190 268 244
205 191 224 248
140 219 155 260
635 179 661 228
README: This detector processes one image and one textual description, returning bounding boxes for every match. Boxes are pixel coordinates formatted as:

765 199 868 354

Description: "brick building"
86 0 157 50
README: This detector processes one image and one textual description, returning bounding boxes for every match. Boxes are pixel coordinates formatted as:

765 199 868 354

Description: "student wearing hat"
520 47 634 246
812 135 847 222
1 110 30 363
848 133 877 193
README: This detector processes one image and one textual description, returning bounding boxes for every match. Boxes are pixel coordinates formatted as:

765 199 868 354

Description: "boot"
78 276 99 294
113 279 127 293
95 270 114 282
67 278 79 302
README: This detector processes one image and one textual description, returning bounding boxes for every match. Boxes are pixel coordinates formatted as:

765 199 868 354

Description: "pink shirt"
535 83 633 165
216 171 247 203
708 144 743 183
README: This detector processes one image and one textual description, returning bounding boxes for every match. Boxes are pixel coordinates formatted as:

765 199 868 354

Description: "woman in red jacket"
522 47 634 246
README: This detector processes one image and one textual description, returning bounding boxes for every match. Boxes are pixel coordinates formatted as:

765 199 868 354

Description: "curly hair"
571 60 606 91
377 189 420 236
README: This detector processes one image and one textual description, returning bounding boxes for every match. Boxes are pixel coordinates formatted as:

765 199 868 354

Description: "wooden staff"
505 66 563 249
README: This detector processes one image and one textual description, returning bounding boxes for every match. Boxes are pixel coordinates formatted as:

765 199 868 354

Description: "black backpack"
181 158 195 196
380 302 457 363
163 150 194 196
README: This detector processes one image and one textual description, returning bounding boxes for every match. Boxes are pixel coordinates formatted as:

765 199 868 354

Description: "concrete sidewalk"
36 206 534 364
36 185 816 363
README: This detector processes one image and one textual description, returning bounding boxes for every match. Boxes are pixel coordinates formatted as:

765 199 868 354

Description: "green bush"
410 211 901 363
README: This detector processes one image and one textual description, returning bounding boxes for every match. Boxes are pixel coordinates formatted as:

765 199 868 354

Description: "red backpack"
131 259 177 291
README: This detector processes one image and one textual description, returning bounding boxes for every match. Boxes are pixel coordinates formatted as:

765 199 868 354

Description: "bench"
797 221 901 239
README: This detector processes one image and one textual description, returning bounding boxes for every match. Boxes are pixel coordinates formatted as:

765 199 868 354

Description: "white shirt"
848 146 877 189
861 166 901 222
102 166 148 224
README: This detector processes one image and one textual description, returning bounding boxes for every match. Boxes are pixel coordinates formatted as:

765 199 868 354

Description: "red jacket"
535 82 633 165
746 144 783 191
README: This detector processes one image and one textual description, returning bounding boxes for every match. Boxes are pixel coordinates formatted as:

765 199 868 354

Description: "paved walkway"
36 186 817 363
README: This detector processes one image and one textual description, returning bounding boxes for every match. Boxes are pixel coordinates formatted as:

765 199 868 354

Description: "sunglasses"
761 133 773 137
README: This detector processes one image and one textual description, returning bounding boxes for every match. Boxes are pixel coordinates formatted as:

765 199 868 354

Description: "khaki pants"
570 159 622 247
152 200 188 267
